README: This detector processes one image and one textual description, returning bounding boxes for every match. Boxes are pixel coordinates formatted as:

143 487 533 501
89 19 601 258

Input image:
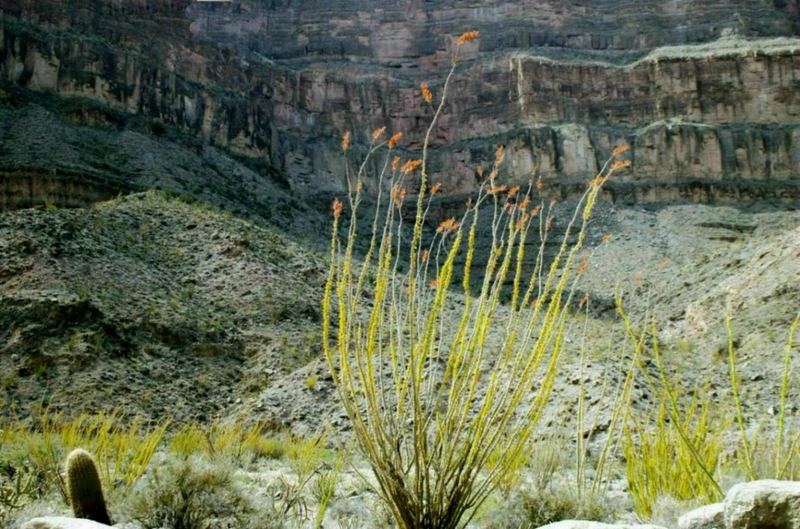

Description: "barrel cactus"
65 448 111 524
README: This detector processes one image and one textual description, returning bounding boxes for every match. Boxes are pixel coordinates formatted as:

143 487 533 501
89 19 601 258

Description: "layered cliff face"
1 0 799 209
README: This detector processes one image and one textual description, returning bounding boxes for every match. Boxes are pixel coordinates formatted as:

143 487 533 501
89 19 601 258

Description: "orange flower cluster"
391 185 407 209
341 131 350 152
429 278 440 288
612 143 631 157
401 159 423 174
489 184 508 195
392 156 401 170
436 217 459 234
421 249 430 262
590 175 609 188
578 292 591 309
576 253 590 274
611 159 632 171
456 30 480 46
420 82 433 104
430 182 443 195
332 198 344 219
515 211 533 230
601 234 612 243
506 185 520 198
372 126 386 141
388 132 402 149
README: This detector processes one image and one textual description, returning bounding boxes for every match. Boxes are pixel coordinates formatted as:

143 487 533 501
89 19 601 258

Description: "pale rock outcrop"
724 480 800 529
536 522 668 529
21 517 112 529
679 503 725 529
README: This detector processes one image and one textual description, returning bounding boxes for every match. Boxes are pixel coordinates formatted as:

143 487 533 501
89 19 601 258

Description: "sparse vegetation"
0 415 341 528
0 411 167 505
168 421 287 463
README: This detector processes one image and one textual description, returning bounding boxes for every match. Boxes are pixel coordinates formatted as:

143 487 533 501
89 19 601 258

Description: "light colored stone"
724 480 800 529
21 517 112 529
678 503 724 529
536 521 669 529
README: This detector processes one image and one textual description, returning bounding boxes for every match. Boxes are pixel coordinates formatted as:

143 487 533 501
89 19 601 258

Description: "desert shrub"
246 434 287 460
0 460 45 526
310 461 342 529
480 480 617 529
168 421 287 463
726 313 800 481
127 454 283 529
617 312 726 517
322 30 629 529
623 396 726 518
522 483 617 528
285 432 330 479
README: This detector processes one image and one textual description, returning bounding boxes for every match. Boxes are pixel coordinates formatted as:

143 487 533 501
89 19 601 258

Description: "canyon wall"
1 0 799 208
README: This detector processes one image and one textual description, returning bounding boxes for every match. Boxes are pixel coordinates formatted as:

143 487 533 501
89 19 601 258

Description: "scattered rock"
724 480 800 529
678 503 724 529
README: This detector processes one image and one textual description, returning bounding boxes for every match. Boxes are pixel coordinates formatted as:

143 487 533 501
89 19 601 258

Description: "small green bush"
127 455 283 529
480 481 618 529
522 484 617 528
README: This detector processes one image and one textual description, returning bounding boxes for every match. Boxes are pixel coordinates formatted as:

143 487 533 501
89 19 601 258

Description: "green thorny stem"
777 314 800 478
322 34 627 529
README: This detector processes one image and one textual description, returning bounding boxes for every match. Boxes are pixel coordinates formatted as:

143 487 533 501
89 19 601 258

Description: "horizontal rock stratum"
0 0 798 207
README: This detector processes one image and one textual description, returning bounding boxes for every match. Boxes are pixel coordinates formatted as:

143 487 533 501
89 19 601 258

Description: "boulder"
724 480 800 529
21 517 113 529
678 503 725 529
536 521 668 529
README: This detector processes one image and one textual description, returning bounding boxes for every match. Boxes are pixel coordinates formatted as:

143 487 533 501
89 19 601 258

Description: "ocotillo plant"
322 30 630 529
65 448 111 525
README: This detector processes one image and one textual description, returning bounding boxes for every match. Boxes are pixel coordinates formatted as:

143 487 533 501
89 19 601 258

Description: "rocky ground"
1 186 797 441
0 190 327 423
